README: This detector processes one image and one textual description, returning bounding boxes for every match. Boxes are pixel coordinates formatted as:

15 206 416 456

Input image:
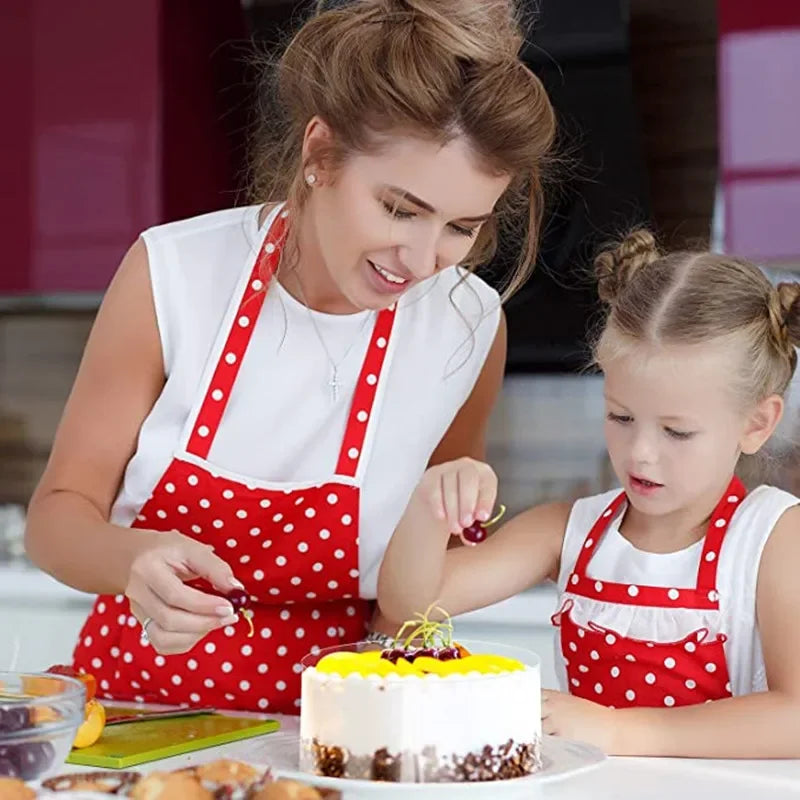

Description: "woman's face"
294 122 511 313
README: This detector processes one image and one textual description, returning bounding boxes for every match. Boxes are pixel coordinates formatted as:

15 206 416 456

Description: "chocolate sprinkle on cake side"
305 737 541 783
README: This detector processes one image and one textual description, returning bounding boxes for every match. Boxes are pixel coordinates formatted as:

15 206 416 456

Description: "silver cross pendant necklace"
293 275 373 403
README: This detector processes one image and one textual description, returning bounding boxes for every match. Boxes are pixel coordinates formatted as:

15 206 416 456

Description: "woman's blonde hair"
593 229 800 407
248 0 556 299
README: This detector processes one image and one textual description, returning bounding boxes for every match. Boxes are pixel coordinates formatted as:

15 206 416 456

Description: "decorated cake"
299 609 541 783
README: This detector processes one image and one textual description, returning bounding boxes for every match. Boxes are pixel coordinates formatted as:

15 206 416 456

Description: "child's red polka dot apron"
552 477 745 709
73 208 396 714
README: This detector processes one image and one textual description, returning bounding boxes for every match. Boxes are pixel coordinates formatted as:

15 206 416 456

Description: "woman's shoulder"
141 204 262 247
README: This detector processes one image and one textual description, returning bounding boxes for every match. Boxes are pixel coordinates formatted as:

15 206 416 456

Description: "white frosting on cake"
300 662 541 756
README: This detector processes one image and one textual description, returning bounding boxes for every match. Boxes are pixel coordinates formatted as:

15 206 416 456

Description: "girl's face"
602 340 781 518
293 123 511 313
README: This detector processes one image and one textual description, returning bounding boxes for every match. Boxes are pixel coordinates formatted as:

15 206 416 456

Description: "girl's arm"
547 504 800 758
377 457 568 623
369 314 506 636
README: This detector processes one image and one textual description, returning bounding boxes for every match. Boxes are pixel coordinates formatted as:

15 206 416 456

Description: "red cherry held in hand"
462 522 487 543
461 504 507 544
225 588 250 612
207 585 255 638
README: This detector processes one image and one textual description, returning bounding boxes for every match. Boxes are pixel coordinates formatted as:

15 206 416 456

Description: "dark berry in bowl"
0 752 19 778
0 707 31 735
13 741 56 780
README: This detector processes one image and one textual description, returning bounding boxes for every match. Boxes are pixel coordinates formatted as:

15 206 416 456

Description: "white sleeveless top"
555 485 799 696
112 204 501 597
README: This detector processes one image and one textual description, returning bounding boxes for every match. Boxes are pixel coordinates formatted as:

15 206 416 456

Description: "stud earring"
305 173 317 187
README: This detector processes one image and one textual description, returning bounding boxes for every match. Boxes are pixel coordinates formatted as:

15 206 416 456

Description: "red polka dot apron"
552 477 745 709
73 207 397 714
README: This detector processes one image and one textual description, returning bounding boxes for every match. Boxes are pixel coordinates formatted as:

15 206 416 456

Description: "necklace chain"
292 274 373 402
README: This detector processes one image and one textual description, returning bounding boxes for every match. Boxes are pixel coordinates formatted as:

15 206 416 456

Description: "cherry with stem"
462 504 507 544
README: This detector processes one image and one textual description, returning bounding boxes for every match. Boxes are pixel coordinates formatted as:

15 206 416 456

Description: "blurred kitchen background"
1 0 799 686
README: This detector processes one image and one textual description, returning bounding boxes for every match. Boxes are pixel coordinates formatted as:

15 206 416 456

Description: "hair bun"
776 282 800 349
317 0 523 60
594 228 661 304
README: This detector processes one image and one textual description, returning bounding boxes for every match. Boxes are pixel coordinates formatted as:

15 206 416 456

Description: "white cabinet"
453 585 561 689
453 621 559 689
0 566 93 671
0 601 92 671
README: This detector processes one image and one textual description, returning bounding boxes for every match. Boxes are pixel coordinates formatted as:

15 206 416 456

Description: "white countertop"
46 712 800 799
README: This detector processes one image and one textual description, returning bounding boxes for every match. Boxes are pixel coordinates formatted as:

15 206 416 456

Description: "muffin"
195 759 261 786
42 770 141 794
247 780 323 800
130 771 213 800
0 777 35 800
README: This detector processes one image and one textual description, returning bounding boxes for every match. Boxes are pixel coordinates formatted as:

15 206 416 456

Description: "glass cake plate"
274 736 606 798
285 638 606 797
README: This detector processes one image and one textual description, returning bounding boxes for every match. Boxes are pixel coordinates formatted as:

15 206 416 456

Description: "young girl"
378 230 800 758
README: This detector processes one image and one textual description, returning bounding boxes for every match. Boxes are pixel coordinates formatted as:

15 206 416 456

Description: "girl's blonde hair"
248 0 556 299
593 229 800 407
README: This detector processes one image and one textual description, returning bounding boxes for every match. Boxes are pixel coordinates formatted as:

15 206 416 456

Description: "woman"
25 0 555 714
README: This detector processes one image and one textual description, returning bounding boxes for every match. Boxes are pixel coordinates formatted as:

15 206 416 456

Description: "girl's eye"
665 427 694 441
607 412 632 424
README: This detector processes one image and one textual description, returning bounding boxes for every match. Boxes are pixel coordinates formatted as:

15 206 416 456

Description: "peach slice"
72 699 106 749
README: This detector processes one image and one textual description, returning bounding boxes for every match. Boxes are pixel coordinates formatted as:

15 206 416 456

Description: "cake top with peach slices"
315 606 526 678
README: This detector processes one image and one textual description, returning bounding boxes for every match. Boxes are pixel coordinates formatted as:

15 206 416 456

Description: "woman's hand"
125 530 242 655
413 457 498 543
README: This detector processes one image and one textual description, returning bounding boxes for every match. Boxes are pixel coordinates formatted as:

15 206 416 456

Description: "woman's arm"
25 239 241 653
377 458 568 623
25 238 168 594
544 505 800 758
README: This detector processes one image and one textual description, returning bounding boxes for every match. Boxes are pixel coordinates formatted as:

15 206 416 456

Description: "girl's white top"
555 485 799 694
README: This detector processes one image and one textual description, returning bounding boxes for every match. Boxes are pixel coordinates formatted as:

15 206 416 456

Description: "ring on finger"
140 617 154 646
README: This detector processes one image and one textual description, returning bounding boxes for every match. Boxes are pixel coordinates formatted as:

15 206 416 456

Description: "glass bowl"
0 671 85 781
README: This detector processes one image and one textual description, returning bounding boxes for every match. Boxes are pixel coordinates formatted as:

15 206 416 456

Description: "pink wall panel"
1 0 247 296
718 0 800 263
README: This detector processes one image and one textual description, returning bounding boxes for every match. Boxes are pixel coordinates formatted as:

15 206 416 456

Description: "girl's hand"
542 689 617 753
414 458 498 543
125 530 243 655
